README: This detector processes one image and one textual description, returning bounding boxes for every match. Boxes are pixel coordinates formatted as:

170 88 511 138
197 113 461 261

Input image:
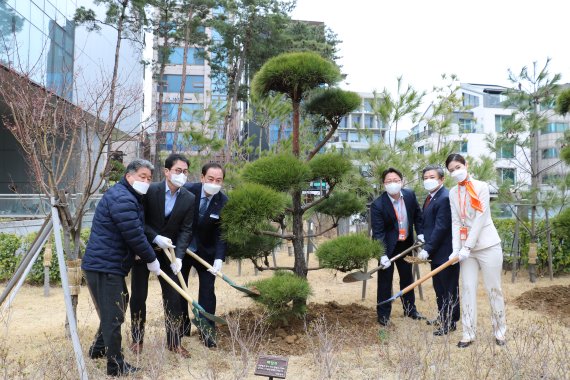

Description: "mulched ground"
216 301 379 356
513 285 570 327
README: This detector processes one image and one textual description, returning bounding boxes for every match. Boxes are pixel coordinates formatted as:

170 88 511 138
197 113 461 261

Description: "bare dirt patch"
217 301 379 356
513 285 570 327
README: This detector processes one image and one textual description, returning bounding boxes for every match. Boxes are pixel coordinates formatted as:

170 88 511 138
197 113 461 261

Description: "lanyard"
392 199 404 226
458 185 467 226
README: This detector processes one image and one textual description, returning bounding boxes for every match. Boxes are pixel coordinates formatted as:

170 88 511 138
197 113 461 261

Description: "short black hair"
445 153 466 170
381 167 403 182
202 162 225 178
422 165 444 178
165 153 189 169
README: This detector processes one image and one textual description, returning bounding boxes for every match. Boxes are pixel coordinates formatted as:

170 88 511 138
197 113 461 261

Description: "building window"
459 118 475 133
462 93 479 107
158 75 204 93
349 131 360 142
352 115 361 129
541 148 559 159
455 140 468 154
339 117 348 129
495 115 512 133
339 131 347 141
541 122 568 134
363 99 373 112
542 173 561 185
167 47 205 65
418 146 425 154
162 103 202 122
364 115 374 129
497 168 516 184
497 142 515 159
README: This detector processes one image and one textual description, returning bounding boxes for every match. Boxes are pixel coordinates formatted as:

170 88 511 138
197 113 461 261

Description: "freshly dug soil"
513 285 570 326
216 301 379 356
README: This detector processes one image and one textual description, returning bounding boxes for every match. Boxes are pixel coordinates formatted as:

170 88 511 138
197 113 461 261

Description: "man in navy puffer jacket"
82 159 160 377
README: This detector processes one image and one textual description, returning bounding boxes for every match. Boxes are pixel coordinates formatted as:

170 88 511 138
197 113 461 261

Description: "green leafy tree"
555 88 570 165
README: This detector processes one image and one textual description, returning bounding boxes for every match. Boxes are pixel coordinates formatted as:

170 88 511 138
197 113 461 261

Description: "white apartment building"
410 83 569 190
327 92 387 152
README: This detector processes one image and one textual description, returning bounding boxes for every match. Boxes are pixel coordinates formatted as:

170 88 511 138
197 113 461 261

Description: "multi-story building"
327 92 387 152
0 0 144 208
410 83 569 190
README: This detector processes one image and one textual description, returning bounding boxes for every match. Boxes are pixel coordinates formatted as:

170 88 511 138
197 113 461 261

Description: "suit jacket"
183 182 228 261
421 186 453 265
449 178 501 252
143 181 195 259
370 188 423 258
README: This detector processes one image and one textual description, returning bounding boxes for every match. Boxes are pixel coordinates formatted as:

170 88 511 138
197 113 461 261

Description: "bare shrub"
305 315 344 380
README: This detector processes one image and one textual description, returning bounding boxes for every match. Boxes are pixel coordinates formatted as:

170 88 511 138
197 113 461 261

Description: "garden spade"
186 248 261 297
342 242 423 283
377 256 459 306
160 248 227 326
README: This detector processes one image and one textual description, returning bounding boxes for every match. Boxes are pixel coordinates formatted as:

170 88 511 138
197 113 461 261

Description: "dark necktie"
199 196 208 219
423 194 432 209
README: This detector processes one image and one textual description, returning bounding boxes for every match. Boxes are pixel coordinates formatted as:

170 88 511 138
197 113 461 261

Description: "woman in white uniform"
445 153 506 348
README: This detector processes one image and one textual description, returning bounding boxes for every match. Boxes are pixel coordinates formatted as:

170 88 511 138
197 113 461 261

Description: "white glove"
380 255 391 268
153 235 175 249
417 234 425 243
208 259 223 275
146 259 161 275
170 258 182 275
418 249 429 261
449 247 470 264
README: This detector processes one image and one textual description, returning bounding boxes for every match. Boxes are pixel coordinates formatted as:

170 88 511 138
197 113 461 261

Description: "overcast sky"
291 0 570 120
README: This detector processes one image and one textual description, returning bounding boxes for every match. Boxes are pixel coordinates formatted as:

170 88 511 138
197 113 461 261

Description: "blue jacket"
421 186 453 265
82 177 156 276
370 188 423 258
183 182 228 261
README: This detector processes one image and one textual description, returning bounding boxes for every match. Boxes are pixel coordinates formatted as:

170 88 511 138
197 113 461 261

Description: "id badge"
459 226 468 240
398 228 406 241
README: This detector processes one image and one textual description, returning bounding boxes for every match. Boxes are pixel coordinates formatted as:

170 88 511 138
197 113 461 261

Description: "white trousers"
459 243 506 341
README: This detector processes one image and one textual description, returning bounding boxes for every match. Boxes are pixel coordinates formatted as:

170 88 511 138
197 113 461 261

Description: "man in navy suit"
417 165 460 335
371 167 425 326
181 163 228 347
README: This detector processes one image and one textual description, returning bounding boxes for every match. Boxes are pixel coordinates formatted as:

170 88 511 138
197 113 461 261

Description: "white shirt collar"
165 181 180 195
387 191 404 203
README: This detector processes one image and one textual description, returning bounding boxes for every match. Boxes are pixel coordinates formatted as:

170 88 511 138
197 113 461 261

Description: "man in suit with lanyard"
182 162 228 348
129 153 195 358
371 167 426 326
417 165 460 335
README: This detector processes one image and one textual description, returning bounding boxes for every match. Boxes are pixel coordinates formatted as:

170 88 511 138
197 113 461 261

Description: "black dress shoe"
88 346 106 359
496 338 506 346
457 340 473 348
107 362 140 377
406 312 426 321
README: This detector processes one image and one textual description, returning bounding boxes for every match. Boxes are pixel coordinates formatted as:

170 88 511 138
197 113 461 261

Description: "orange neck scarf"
458 178 484 212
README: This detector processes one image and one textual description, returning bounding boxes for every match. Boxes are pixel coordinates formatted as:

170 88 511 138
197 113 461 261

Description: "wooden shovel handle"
158 270 194 305
368 242 424 276
400 257 459 295
186 249 223 278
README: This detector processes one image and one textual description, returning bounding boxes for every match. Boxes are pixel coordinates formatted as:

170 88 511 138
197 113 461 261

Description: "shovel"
161 248 227 326
377 256 459 306
342 242 423 283
186 249 260 297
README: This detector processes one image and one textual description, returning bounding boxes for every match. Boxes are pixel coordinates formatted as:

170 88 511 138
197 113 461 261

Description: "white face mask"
170 173 187 188
451 169 468 183
385 182 402 195
423 178 440 192
203 182 221 195
132 181 150 195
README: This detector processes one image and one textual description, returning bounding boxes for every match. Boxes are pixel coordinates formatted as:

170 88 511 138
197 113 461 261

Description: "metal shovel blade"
342 270 374 283
191 300 228 325
221 274 261 296
377 290 403 306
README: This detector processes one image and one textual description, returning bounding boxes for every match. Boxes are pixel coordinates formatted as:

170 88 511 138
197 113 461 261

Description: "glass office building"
0 0 77 100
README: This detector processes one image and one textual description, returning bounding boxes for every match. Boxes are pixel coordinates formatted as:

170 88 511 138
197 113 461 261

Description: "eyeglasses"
171 168 189 175
383 180 402 185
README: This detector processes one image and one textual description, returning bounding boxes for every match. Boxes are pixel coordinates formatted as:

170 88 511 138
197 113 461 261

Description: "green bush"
248 271 312 323
495 215 570 275
308 152 352 185
0 233 22 282
227 223 281 261
316 233 383 272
